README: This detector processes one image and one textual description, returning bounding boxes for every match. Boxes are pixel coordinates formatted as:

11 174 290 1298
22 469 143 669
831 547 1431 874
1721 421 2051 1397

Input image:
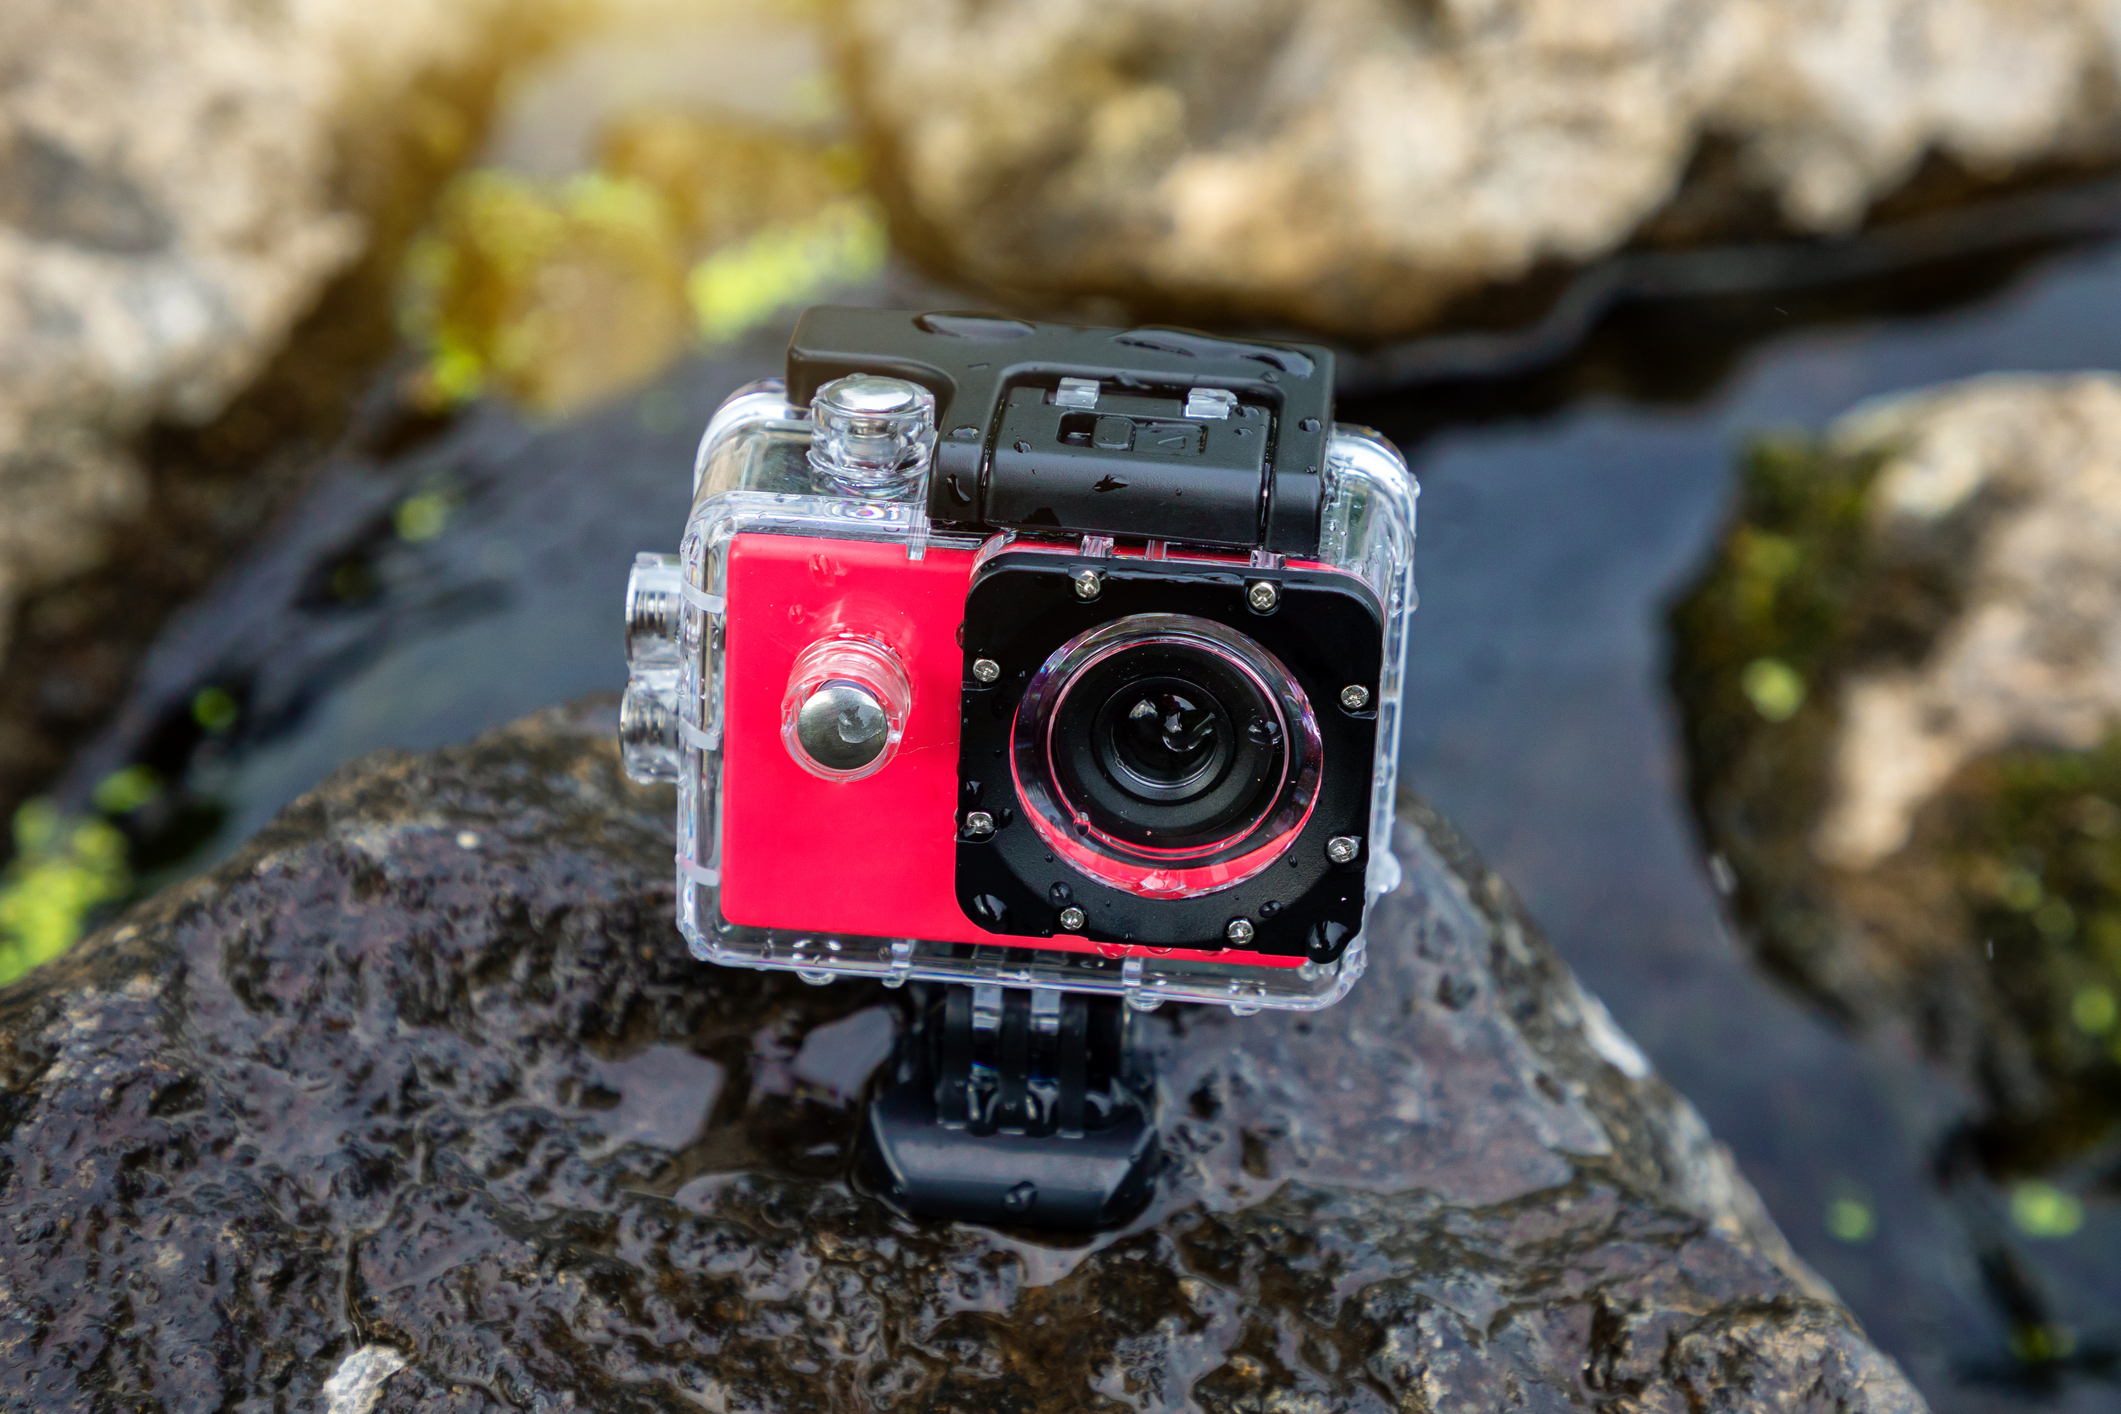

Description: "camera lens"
1013 615 1322 899
1107 686 1223 797
1053 646 1279 848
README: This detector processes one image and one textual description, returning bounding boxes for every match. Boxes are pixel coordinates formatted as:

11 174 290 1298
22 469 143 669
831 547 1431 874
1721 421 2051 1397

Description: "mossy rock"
1669 378 2121 1175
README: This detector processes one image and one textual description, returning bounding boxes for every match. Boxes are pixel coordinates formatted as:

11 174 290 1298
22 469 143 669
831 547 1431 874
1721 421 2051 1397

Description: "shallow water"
48 217 2121 1407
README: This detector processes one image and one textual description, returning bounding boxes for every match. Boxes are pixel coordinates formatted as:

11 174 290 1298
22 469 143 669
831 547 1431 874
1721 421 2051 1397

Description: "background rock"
0 1 891 858
1670 374 2121 1174
838 0 2121 338
0 0 628 674
0 698 1921 1410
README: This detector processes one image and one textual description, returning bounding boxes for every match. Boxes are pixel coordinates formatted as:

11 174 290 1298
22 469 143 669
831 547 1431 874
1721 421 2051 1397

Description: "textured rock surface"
1670 374 2121 1170
0 0 595 668
840 0 2121 337
0 698 1922 1409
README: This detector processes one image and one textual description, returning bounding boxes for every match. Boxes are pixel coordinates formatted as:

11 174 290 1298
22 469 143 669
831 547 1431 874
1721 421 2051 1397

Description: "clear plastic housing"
653 380 1417 1013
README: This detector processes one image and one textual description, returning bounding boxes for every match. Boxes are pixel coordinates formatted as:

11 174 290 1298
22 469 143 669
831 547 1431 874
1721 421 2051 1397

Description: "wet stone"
1669 375 2121 1177
0 698 1922 1410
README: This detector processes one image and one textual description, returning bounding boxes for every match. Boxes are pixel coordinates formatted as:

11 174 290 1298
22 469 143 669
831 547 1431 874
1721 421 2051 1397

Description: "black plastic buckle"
860 983 1158 1229
784 306 1335 554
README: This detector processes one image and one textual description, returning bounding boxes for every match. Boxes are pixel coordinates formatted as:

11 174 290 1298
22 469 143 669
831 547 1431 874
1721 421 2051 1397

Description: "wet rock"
0 698 1922 1410
1670 374 2121 1173
0 0 592 670
837 0 2121 338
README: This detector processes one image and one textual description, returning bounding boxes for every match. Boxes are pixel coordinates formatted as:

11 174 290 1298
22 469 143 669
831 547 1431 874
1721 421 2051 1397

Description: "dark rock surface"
0 698 1923 1411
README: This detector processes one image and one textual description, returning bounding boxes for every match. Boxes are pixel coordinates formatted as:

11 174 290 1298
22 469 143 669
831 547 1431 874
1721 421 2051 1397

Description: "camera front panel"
714 530 981 944
956 549 1382 959
713 530 1319 969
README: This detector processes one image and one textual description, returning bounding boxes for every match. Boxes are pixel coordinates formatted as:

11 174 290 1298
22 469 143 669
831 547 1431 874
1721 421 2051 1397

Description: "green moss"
2009 1179 2087 1239
192 686 240 735
394 489 454 543
1948 738 2121 1084
1668 435 1886 806
399 114 883 417
91 765 162 817
1825 1194 1876 1244
399 168 692 415
0 800 131 985
687 200 886 346
1666 433 1896 976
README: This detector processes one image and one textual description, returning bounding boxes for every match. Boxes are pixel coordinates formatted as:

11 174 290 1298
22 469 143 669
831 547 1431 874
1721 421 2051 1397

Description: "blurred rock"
838 0 2121 337
1671 375 2121 1173
0 697 1922 1410
400 115 881 414
0 0 614 672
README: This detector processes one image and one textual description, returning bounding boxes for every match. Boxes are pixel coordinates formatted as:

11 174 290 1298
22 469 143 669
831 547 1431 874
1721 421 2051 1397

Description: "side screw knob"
1327 835 1362 864
962 811 996 839
972 657 1001 684
618 674 681 783
1339 683 1371 710
1071 568 1103 601
1246 580 1279 613
1225 918 1255 944
1058 906 1086 931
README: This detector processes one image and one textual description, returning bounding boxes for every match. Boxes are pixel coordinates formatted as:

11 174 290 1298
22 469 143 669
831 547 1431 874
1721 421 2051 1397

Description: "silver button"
808 374 936 489
794 681 890 771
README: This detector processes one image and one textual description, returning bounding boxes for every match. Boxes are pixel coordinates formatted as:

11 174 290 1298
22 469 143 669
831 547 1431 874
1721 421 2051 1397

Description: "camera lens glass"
1054 648 1277 848
1108 686 1224 796
1013 614 1321 899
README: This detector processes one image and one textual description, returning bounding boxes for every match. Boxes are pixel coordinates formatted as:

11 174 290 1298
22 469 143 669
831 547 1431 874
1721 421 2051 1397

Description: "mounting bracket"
860 983 1159 1228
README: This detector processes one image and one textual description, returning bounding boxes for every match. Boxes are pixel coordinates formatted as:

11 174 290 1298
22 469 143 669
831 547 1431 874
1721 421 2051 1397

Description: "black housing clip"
860 983 1158 1229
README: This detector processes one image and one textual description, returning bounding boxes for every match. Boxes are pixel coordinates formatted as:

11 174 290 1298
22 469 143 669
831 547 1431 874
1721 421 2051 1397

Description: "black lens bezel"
954 550 1382 959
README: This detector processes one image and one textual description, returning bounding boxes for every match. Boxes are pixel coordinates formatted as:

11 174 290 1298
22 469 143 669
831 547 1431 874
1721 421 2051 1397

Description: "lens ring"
1011 614 1322 900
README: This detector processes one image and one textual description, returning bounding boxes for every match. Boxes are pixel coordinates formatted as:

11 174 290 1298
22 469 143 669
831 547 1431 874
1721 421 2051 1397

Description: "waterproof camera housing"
621 308 1416 1015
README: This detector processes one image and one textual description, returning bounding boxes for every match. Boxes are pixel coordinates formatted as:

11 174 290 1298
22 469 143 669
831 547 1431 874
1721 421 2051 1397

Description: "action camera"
621 307 1415 1011
620 308 1415 1222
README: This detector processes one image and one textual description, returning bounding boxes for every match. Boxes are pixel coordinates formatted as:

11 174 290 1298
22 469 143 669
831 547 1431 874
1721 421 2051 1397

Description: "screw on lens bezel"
1010 614 1322 899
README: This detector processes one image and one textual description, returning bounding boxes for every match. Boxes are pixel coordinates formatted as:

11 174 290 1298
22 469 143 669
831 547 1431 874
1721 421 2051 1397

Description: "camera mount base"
860 983 1158 1229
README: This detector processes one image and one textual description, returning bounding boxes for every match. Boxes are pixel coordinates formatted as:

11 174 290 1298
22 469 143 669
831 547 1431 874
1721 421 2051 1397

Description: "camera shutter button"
808 374 936 489
781 636 913 781
796 682 889 771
